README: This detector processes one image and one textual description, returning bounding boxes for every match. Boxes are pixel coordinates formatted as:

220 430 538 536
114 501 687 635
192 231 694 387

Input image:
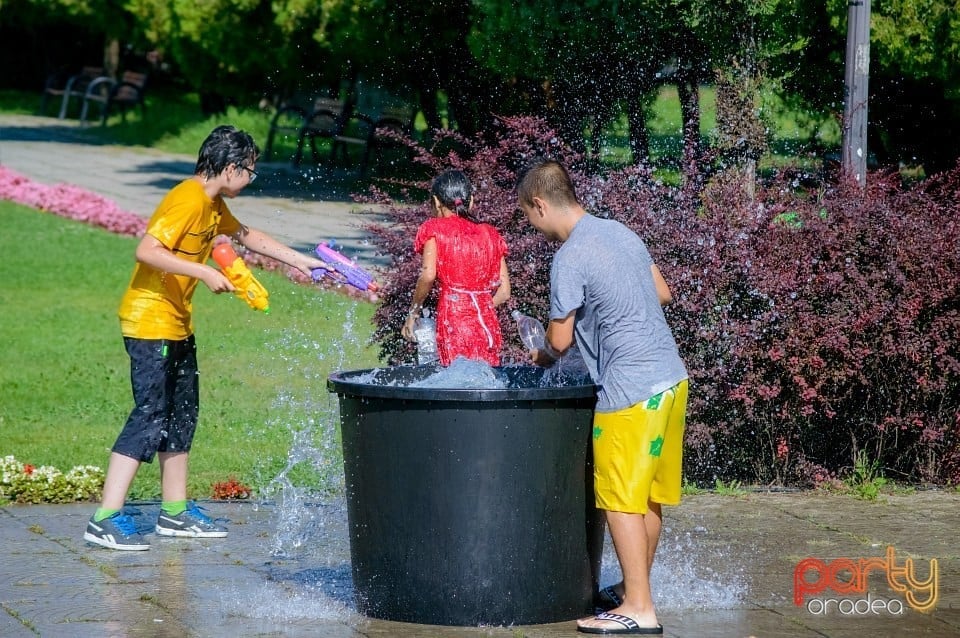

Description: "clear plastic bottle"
511 310 546 350
414 309 439 365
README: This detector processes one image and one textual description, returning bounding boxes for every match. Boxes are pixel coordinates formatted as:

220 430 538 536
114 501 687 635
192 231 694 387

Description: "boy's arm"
135 233 233 292
532 312 575 367
233 226 330 276
651 264 673 306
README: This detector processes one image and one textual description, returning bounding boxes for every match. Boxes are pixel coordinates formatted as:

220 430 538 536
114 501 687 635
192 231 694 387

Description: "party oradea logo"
794 546 938 616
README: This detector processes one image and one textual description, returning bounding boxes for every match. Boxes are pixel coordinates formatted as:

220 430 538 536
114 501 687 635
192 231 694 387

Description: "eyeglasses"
240 165 258 183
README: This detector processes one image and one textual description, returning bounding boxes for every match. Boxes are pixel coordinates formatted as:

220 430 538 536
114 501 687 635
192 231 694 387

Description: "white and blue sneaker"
84 512 150 551
155 502 228 538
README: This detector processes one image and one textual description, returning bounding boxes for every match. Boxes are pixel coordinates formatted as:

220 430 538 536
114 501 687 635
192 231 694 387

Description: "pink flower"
0 166 147 237
775 437 789 460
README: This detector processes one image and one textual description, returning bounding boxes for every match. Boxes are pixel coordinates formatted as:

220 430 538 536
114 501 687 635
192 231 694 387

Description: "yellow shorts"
592 379 688 514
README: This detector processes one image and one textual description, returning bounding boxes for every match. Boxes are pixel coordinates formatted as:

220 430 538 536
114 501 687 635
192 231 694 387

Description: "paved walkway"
2 492 958 637
2 114 959 637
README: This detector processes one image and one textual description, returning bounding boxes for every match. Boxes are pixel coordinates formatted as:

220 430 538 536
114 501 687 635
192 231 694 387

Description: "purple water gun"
312 240 380 292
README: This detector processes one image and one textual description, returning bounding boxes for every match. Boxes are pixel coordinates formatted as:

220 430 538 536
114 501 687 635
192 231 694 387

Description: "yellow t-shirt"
118 179 242 340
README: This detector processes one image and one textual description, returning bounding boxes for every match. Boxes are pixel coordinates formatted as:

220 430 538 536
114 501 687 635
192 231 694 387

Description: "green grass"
0 201 380 500
596 84 840 183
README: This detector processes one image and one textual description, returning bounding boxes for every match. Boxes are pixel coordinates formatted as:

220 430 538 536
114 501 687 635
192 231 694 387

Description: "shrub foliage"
360 117 960 487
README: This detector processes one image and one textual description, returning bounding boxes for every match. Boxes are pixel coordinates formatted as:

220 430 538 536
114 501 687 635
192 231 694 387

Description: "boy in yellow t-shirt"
84 125 332 551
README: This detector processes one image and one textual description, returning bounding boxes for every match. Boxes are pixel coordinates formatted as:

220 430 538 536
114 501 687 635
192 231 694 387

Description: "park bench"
262 103 309 162
39 66 105 119
292 97 351 167
262 97 346 163
264 96 416 175
78 71 149 125
353 106 416 177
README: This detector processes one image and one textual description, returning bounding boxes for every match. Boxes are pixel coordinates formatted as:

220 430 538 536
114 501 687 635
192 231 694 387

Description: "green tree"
852 0 960 171
783 0 960 172
470 0 670 163
20 0 142 76
126 0 329 114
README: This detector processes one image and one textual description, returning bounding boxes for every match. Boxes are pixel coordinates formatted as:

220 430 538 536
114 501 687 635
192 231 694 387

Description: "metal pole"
842 0 871 187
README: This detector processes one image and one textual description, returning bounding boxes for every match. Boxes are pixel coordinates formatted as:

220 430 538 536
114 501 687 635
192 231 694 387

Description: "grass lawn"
0 200 380 500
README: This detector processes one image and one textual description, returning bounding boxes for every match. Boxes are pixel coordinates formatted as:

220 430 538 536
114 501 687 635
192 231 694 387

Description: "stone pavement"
1 491 958 637
0 113 388 265
2 114 960 637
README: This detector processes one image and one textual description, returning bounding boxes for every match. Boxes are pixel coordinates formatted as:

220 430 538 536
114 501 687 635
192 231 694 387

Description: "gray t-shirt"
550 214 688 411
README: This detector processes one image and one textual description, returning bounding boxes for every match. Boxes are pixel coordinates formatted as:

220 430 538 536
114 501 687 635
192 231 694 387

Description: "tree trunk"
104 38 120 77
676 67 702 185
418 86 442 132
626 96 650 165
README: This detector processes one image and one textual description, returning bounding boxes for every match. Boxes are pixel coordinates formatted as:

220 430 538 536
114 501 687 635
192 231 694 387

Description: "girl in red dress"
402 170 510 365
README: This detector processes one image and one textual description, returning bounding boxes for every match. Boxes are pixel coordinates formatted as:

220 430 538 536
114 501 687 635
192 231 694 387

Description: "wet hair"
430 169 477 222
516 158 580 208
194 125 260 179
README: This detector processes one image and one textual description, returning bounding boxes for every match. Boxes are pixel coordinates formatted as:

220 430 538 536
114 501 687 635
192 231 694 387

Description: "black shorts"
113 336 199 462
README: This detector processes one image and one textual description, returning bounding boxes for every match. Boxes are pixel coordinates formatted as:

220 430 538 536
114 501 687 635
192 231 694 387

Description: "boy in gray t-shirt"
518 159 688 636
551 213 687 412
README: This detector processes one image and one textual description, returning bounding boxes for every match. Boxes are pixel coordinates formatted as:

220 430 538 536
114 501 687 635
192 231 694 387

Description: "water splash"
599 524 747 610
219 580 349 621
410 356 507 388
251 297 367 557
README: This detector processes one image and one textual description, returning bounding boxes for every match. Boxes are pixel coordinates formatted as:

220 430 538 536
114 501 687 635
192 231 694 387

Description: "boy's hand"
201 265 236 293
530 348 557 368
298 255 334 278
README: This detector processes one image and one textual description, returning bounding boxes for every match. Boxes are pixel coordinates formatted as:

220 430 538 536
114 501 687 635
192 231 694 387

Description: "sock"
94 508 120 522
161 500 188 516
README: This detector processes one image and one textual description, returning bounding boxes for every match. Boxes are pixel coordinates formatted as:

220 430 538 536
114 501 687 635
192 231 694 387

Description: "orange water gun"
211 243 270 314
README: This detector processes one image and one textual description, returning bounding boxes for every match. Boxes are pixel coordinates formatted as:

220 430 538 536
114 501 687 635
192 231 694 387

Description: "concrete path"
2 113 959 637
2 492 958 637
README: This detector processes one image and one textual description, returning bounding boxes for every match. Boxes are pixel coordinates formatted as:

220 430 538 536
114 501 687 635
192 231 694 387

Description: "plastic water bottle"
511 310 545 350
414 309 439 365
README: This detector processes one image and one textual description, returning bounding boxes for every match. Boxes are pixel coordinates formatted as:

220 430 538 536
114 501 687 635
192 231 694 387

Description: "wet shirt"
550 214 688 411
415 215 508 366
118 179 241 340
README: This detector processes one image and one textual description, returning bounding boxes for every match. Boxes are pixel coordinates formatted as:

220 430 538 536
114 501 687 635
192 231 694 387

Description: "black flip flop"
577 611 664 635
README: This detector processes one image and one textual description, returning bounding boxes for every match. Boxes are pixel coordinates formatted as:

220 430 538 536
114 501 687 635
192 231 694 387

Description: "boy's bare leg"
645 501 663 571
100 452 141 510
158 451 189 503
579 509 659 629
596 501 663 605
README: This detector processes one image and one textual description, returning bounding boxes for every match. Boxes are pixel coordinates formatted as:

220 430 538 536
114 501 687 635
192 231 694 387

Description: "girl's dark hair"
194 125 260 179
430 169 477 221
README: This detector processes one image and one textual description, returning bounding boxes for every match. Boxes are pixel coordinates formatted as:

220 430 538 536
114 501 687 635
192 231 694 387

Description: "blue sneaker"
155 501 228 538
84 512 150 551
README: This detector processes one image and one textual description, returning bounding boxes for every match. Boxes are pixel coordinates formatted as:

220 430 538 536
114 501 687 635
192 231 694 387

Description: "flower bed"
0 165 147 236
0 455 103 504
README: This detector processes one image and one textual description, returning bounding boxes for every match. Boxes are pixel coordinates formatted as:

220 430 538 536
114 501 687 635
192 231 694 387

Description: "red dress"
415 215 508 366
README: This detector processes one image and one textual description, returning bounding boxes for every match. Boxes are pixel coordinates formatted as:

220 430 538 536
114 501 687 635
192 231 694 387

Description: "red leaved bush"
359 116 960 487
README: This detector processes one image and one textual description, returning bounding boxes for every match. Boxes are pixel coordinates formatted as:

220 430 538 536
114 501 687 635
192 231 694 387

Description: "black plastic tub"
327 365 603 626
